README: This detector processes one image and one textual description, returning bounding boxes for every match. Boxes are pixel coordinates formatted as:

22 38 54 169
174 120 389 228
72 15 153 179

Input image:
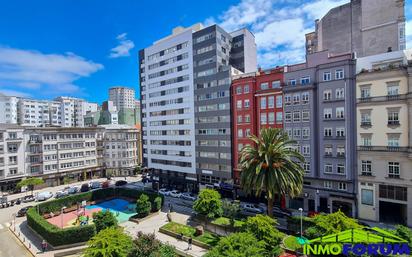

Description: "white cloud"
109 33 135 58
0 46 103 97
205 0 351 68
0 89 31 98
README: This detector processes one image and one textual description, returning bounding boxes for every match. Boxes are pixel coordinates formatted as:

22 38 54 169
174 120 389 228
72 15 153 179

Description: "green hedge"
28 187 163 246
287 216 316 233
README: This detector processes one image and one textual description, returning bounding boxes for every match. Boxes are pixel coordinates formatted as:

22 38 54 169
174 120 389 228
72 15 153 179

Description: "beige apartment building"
356 49 412 226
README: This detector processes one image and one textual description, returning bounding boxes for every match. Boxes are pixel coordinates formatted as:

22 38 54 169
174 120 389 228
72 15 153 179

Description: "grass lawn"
161 222 220 246
211 217 244 228
283 235 302 251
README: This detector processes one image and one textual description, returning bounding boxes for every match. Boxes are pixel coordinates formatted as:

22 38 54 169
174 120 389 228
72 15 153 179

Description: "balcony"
388 120 400 126
388 174 400 179
360 172 373 177
28 139 42 144
360 121 372 127
357 94 407 104
357 146 409 152
6 137 23 141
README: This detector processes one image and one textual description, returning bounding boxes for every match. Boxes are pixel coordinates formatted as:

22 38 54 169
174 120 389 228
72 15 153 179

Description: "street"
0 227 31 257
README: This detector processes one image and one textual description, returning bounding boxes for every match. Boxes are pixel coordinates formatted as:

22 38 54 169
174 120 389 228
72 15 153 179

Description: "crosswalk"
0 222 11 230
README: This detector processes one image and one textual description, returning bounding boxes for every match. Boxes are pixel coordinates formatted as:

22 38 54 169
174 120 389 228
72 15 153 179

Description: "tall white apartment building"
109 86 136 110
55 96 98 127
18 99 61 127
0 93 18 124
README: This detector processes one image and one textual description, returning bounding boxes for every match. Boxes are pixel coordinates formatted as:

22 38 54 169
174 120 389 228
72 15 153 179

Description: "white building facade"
109 87 136 110
0 94 18 124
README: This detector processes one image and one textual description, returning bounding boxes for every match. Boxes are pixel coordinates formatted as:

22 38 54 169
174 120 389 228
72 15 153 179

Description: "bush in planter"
136 194 151 218
92 210 118 232
152 196 162 212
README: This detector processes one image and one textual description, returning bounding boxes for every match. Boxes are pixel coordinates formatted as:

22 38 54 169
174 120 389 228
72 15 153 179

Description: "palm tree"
239 128 304 217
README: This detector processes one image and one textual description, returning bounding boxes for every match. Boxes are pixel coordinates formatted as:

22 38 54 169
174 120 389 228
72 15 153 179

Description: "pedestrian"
188 236 192 250
41 240 47 253
180 233 184 241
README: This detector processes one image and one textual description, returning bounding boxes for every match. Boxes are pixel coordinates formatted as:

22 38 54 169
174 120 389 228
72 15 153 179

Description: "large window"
388 111 399 125
336 107 345 119
324 163 333 173
260 113 267 125
323 72 331 81
388 162 400 178
276 112 283 124
360 86 371 99
335 69 344 79
268 112 275 124
361 160 372 176
293 111 300 122
260 97 267 109
324 108 332 119
276 95 282 108
379 185 407 201
361 189 374 205
338 182 347 191
301 76 310 85
268 96 274 108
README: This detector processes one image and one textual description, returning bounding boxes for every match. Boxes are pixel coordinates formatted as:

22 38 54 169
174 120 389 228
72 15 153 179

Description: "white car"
36 191 53 201
241 203 264 214
158 188 170 196
181 192 197 201
68 186 79 194
169 190 182 198
55 191 68 199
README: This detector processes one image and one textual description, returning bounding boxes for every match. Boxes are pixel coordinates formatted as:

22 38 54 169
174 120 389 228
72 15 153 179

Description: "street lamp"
298 208 303 238
61 206 67 228
12 213 16 231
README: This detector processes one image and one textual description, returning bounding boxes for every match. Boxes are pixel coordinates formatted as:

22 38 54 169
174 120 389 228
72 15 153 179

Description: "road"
0 226 31 257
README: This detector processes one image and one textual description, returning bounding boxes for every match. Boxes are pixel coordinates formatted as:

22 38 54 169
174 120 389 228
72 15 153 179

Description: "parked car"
90 181 101 189
67 186 79 194
55 191 69 199
22 195 35 203
241 203 264 214
169 190 182 198
115 180 127 187
273 206 291 218
36 192 53 201
17 206 33 217
80 183 90 192
158 188 170 196
180 192 197 201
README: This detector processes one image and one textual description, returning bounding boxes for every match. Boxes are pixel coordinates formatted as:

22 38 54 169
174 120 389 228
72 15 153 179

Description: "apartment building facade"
139 23 256 192
55 96 98 127
0 94 18 124
231 67 284 187
356 49 412 226
283 51 357 217
18 98 61 127
306 0 406 57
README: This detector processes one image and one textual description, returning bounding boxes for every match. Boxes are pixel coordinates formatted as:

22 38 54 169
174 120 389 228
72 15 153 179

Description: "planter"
158 227 211 249
128 211 160 224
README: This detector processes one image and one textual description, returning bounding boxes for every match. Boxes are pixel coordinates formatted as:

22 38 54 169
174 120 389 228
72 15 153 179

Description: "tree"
193 189 223 219
16 177 44 195
158 244 176 257
239 128 304 217
128 232 176 257
205 232 267 257
222 199 240 227
83 227 133 257
391 225 412 248
243 215 283 256
136 194 151 217
152 196 162 212
92 210 118 233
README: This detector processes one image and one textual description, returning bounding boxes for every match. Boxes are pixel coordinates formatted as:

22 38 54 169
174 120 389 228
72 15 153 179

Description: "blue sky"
0 0 411 104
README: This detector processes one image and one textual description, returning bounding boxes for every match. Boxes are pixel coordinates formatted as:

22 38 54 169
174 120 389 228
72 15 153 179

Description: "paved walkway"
123 212 207 257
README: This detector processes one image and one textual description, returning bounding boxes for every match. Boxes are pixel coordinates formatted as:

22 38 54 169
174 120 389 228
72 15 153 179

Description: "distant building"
109 86 136 110
306 0 406 57
17 98 61 127
0 94 19 124
54 96 98 127
84 101 119 126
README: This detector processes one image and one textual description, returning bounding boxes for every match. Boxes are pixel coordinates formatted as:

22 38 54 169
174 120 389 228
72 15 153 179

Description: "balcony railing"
388 120 400 126
357 94 407 104
360 121 372 126
360 172 373 176
357 146 409 152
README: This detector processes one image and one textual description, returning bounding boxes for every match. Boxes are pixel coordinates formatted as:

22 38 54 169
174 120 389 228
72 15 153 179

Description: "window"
268 112 275 124
388 135 399 147
260 97 267 109
361 160 372 176
260 82 269 90
272 81 281 88
244 115 250 123
324 145 333 156
336 107 345 119
323 72 331 81
244 99 250 108
260 113 267 124
336 88 345 99
276 112 283 124
286 129 292 138
302 145 310 156
236 100 242 109
335 69 344 79
302 92 309 103
361 112 371 125
289 79 296 86
361 189 374 205
388 162 400 178
338 182 347 191
285 95 291 105
379 185 407 201
293 128 301 139
360 86 371 99
276 95 282 108
337 164 345 175
301 76 310 85
293 111 300 122
245 129 251 137
324 163 333 173
268 96 274 108
303 162 310 173
324 128 332 137
244 85 250 93
237 129 243 138
323 108 332 119
302 111 310 122
293 94 300 104
387 82 399 96
324 181 332 189
302 128 310 139
361 135 371 146
237 115 242 123
388 111 399 125
337 146 345 157
323 90 331 101
336 127 345 137
285 112 292 122
236 86 242 94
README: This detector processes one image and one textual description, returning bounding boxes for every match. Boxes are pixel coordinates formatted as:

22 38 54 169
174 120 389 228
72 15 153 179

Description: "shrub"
26 207 95 246
205 232 267 257
136 194 151 218
84 227 133 257
152 196 162 212
193 189 223 219
92 210 118 233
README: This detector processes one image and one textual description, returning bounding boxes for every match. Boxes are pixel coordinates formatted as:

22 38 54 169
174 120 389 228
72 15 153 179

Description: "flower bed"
160 222 220 248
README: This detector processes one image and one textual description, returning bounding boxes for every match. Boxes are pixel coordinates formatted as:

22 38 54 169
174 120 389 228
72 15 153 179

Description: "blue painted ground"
86 198 136 222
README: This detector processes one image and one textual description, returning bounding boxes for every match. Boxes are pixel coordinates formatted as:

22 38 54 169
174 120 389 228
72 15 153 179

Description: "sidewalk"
123 212 208 257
